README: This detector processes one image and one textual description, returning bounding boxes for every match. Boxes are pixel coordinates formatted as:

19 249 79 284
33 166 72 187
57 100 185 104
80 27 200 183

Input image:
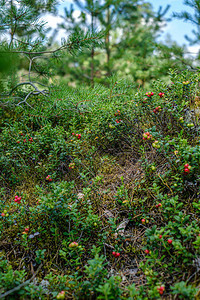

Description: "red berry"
158 203 162 207
17 141 20 144
141 218 145 224
112 251 116 256
168 239 172 244
158 92 164 98
184 167 190 173
159 235 162 239
1 213 5 217
115 252 120 257
144 249 149 254
49 178 52 182
157 286 165 295
184 163 189 168
25 228 29 232
151 92 154 96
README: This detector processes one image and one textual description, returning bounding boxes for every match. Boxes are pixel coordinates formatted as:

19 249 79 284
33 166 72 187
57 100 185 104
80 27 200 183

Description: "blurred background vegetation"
1 0 200 93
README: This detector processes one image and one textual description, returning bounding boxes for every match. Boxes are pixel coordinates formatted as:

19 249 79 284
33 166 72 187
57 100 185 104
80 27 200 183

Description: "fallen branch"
0 264 43 299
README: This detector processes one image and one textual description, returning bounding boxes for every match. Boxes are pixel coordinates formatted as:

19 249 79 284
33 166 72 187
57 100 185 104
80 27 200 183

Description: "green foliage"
54 0 190 87
0 69 200 299
170 281 198 299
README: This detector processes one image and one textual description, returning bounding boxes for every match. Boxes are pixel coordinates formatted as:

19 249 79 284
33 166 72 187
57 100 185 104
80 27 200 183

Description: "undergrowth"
0 70 200 299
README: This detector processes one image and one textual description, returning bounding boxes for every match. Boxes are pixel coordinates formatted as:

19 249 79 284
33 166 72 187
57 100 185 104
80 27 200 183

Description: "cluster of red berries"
22 227 29 234
46 175 52 182
145 238 172 255
158 92 165 98
17 136 34 144
69 241 78 248
14 195 22 204
112 251 120 258
183 81 190 85
157 286 165 295
115 119 122 124
114 109 120 116
155 203 162 208
56 291 65 299
153 106 162 114
184 163 191 174
72 133 81 139
142 132 152 140
1 210 9 217
68 162 75 170
145 92 154 97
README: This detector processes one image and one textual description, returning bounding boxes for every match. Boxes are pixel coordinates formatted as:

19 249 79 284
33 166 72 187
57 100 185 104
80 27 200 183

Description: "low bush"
0 69 199 299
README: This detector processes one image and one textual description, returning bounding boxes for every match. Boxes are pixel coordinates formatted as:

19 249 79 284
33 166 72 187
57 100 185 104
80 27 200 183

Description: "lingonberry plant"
0 69 199 298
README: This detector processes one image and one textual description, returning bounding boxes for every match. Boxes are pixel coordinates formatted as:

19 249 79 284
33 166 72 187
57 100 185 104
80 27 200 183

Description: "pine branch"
7 30 105 55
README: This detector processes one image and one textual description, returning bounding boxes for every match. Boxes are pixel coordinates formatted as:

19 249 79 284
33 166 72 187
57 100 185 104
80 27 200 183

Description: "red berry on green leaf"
157 286 165 295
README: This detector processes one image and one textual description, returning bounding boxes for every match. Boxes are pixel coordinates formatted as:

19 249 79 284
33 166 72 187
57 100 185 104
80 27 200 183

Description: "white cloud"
72 10 81 19
42 14 63 29
187 45 200 57
41 14 67 43
41 10 83 43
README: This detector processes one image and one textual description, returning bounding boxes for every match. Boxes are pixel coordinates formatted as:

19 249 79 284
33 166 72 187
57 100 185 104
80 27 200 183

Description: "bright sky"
45 0 200 55
149 0 197 46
